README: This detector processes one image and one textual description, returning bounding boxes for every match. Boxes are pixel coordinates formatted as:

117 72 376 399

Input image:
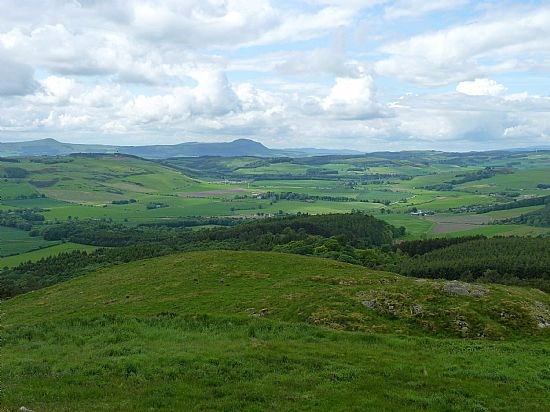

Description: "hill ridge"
0 138 363 158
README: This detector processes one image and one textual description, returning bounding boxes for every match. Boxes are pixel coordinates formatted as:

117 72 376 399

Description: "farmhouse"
410 210 435 217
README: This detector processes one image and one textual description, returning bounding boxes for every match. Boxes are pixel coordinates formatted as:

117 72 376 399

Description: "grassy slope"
1 251 549 411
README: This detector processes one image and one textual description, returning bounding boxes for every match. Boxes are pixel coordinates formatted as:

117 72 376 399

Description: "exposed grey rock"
253 308 269 317
470 289 487 298
410 304 424 315
361 300 376 309
533 301 550 328
455 319 469 334
443 281 488 297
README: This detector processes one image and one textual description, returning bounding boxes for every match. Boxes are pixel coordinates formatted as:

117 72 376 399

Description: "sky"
0 0 549 151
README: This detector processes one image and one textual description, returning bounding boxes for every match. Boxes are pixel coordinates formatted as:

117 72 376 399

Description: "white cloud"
375 7 550 86
321 75 388 119
271 30 368 77
120 71 240 124
456 78 506 96
41 111 91 129
384 0 469 20
130 0 280 47
235 83 282 112
388 90 550 149
246 6 355 47
38 76 77 104
0 47 36 95
0 1 549 150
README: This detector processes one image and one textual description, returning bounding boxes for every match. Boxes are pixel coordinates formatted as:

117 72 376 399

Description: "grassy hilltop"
1 251 549 411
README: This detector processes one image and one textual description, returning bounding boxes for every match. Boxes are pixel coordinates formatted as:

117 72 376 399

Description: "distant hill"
281 147 365 156
0 138 363 159
0 138 112 157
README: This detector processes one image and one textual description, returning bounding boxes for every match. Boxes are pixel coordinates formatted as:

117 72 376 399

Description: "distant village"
410 208 435 216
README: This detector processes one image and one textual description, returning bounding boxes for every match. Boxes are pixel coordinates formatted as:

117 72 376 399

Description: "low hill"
0 153 201 204
2 251 549 410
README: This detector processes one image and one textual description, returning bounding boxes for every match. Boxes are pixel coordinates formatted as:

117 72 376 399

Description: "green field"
0 226 58 257
373 213 435 238
2 251 549 411
0 242 97 268
485 205 546 219
456 169 549 195
434 223 550 238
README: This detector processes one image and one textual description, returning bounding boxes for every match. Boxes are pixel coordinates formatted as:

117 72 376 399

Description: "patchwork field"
1 150 549 263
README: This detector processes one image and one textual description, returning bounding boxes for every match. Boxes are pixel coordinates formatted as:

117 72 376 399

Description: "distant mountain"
0 138 361 159
126 139 275 158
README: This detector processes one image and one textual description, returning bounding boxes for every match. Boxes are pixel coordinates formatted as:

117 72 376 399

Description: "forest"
394 237 550 290
2 212 549 298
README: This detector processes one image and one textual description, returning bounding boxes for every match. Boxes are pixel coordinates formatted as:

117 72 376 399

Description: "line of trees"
264 191 361 203
475 195 549 214
500 203 550 227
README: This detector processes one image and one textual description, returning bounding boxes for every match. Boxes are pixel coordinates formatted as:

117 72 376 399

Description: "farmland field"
0 242 97 267
1 150 549 263
0 226 59 257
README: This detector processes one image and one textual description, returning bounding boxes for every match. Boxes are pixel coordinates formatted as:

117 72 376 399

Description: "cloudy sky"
1 0 549 151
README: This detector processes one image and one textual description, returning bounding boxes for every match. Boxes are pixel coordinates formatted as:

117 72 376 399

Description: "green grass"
0 179 39 199
0 242 97 268
2 251 549 410
236 163 310 175
0 226 59 257
485 205 546 220
434 224 550 238
1 155 204 206
456 169 549 194
373 213 435 238
0 197 70 208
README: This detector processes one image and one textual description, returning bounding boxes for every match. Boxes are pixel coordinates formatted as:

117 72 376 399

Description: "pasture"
0 242 97 268
0 226 58 257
